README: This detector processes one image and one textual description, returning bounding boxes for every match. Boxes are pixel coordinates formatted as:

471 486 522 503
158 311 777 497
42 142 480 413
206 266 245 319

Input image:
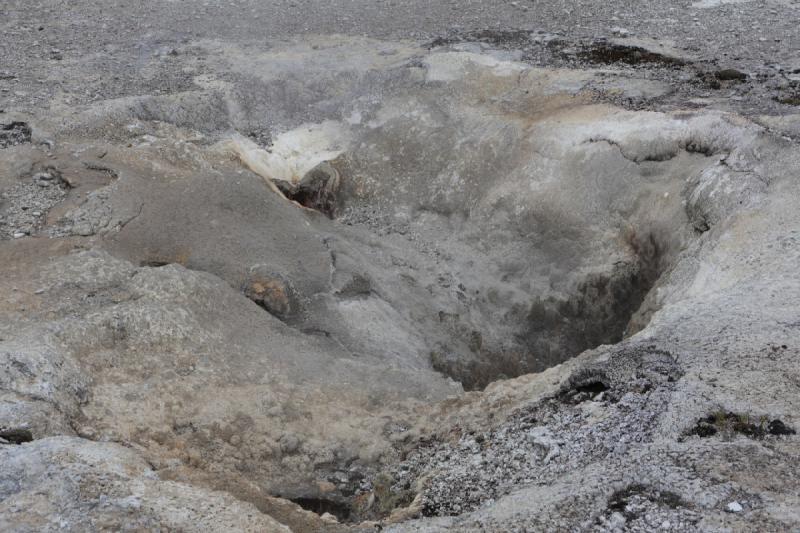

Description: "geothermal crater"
1 11 799 533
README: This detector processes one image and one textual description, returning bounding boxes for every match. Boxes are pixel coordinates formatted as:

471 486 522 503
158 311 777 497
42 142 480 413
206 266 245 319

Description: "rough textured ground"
1 1 799 532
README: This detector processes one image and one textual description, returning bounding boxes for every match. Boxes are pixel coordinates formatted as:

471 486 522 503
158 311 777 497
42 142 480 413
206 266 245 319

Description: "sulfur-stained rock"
243 267 301 320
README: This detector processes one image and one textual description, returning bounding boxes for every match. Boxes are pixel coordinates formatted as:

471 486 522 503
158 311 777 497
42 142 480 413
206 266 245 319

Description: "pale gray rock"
0 437 291 532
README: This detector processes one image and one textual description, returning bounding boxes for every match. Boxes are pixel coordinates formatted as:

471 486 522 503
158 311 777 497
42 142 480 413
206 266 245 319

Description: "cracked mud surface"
2 1 800 532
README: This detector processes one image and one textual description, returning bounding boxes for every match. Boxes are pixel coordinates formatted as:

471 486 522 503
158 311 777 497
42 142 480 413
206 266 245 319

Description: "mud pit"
2 35 800 533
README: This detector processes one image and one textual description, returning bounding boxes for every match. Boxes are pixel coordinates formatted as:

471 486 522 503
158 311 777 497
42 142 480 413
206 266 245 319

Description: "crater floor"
1 2 800 532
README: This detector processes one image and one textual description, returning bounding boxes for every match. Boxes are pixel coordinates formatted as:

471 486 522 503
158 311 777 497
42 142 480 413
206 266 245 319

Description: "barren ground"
1 1 800 532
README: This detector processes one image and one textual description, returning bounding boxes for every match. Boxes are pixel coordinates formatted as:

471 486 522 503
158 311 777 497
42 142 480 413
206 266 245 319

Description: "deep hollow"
290 497 353 522
0 428 34 444
428 232 665 391
272 162 340 218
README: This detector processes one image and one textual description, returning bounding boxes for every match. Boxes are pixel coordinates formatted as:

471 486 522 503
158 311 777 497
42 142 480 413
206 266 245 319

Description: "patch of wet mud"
579 43 686 67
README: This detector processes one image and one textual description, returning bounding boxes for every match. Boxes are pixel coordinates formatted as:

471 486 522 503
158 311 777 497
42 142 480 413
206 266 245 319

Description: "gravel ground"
1 0 799 117
0 167 68 240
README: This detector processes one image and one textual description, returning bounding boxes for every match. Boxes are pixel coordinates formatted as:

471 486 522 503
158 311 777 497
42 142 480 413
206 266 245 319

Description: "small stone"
662 520 671 529
243 267 299 319
609 511 626 528
74 224 94 236
594 391 605 402
12 231 27 238
279 433 301 454
726 501 743 513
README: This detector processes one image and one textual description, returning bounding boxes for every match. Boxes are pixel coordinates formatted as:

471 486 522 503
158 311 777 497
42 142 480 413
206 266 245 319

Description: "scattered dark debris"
0 428 34 445
399 381 672 519
83 162 120 180
579 43 685 67
0 122 32 149
689 412 796 440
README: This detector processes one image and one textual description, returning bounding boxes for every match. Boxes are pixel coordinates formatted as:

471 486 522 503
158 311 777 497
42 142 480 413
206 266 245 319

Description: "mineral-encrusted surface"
2 1 800 531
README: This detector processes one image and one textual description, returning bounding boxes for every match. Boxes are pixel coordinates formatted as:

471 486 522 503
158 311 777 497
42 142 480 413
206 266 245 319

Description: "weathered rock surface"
1 2 799 532
0 437 291 532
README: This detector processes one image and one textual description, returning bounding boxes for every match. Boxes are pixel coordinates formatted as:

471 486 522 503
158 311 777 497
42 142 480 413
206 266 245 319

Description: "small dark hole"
290 497 352 522
575 381 609 395
768 419 796 436
0 428 34 444
140 260 170 268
